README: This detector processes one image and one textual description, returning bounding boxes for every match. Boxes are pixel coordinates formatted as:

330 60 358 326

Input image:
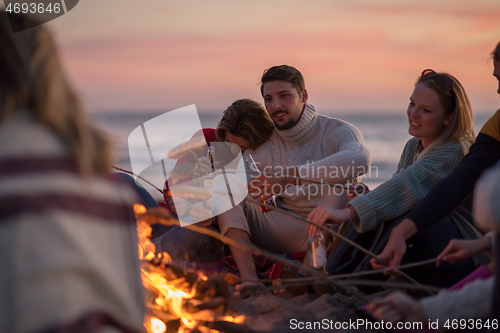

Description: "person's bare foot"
234 281 267 298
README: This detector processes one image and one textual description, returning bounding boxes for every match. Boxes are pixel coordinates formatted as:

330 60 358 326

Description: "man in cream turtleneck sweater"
212 65 371 291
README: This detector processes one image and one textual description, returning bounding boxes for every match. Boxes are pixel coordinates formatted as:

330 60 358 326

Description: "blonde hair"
0 12 111 175
415 72 475 160
216 99 275 150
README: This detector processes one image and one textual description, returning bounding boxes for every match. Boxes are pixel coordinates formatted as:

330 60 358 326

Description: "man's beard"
274 117 300 130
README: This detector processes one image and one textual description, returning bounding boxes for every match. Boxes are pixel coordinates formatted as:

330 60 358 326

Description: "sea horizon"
91 111 492 200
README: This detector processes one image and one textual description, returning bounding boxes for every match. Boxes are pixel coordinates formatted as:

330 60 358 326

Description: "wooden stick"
261 258 441 284
278 278 441 294
246 198 386 266
112 165 168 197
142 212 360 298
246 198 434 295
141 211 317 276
119 164 432 296
336 279 442 293
332 258 441 280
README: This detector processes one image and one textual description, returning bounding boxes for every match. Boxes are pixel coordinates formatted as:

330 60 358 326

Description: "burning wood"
135 204 245 333
133 203 424 333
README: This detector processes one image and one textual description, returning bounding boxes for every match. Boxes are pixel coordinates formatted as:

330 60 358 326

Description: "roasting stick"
114 165 316 276
112 166 169 197
261 258 441 284
115 165 431 295
333 258 441 279
247 198 435 296
138 209 364 299
277 278 442 294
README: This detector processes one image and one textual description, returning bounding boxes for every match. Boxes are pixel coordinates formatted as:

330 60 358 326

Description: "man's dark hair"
260 65 305 96
492 41 500 62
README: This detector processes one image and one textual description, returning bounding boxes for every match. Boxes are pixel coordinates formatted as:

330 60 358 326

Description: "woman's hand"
437 237 493 266
368 291 426 324
307 206 351 237
371 218 417 271
190 201 214 228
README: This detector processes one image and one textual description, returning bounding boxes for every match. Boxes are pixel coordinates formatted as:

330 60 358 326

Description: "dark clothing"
407 133 500 231
328 216 476 289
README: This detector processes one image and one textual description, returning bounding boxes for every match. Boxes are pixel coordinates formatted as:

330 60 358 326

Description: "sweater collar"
275 103 317 141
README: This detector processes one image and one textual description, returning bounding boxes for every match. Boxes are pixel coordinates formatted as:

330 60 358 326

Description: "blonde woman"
0 13 144 332
308 69 488 287
373 42 500 277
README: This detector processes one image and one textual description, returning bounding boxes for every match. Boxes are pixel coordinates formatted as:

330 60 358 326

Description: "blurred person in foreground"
368 164 500 331
0 12 144 333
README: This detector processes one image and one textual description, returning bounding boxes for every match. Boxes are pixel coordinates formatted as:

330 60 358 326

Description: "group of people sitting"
147 43 500 325
0 10 498 333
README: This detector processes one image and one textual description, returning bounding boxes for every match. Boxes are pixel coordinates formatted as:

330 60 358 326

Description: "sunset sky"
15 0 500 114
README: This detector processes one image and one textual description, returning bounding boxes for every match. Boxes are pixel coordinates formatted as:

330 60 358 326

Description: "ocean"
90 111 490 200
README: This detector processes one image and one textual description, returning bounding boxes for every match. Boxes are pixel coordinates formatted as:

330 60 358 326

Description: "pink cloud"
57 2 500 113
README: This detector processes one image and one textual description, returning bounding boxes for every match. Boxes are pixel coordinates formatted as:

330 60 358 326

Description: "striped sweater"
0 110 144 333
349 137 481 246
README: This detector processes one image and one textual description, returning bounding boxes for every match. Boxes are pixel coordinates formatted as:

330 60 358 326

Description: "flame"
134 204 245 332
222 315 246 324
134 203 147 214
150 317 166 333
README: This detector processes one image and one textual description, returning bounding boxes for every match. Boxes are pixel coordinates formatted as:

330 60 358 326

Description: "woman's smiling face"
407 83 451 148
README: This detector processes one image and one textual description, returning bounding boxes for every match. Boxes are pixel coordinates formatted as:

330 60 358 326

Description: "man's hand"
190 201 214 227
368 291 427 324
247 166 299 202
370 218 417 272
307 206 351 237
437 237 493 266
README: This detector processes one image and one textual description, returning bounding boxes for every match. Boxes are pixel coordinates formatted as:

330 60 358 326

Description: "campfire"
135 204 245 333
125 139 436 333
